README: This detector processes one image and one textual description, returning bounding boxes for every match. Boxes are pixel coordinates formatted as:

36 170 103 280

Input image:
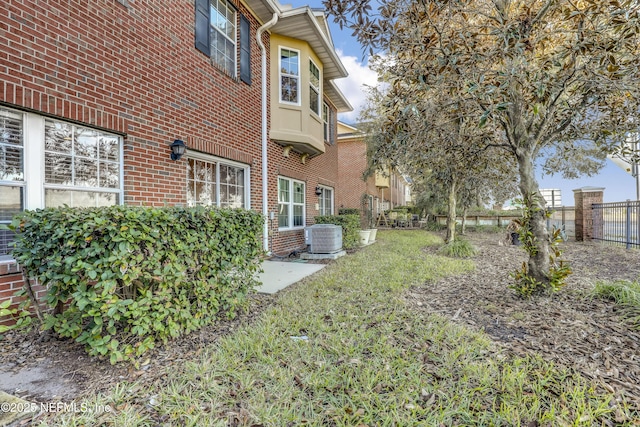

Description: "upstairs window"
322 102 336 144
209 0 236 76
322 102 329 142
280 48 300 104
195 0 251 83
309 60 320 115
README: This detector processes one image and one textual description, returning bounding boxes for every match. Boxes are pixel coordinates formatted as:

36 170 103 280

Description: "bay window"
309 60 320 115
280 48 300 104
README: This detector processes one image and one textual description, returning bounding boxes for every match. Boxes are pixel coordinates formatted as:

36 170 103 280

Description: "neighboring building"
0 0 350 322
337 122 411 227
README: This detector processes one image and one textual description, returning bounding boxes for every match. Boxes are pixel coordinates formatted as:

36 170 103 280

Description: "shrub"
424 221 446 232
315 214 360 249
338 208 360 216
9 206 263 363
437 238 478 258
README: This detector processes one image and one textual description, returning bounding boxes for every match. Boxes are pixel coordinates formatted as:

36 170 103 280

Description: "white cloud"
334 49 380 124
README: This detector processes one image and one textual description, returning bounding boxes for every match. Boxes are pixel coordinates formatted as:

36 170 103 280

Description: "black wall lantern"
315 186 322 196
170 139 187 161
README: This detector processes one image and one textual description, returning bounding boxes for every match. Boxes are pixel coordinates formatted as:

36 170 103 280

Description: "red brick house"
337 122 411 226
0 0 350 323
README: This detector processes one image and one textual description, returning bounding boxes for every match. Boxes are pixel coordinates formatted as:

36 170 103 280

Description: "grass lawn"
40 230 624 426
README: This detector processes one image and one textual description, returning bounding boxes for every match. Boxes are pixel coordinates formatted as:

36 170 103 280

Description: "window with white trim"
309 60 320 115
44 120 121 207
280 48 300 104
195 0 252 83
322 102 329 142
186 155 248 208
209 0 237 76
0 107 123 259
278 177 305 229
0 109 24 259
318 186 333 216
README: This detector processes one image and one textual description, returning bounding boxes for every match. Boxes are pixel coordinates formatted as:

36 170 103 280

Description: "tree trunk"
516 151 550 285
445 180 457 243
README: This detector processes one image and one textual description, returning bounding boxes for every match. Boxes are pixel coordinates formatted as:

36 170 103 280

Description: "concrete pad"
255 260 326 294
300 250 346 260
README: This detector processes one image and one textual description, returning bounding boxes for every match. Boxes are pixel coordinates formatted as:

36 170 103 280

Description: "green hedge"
338 208 360 216
314 214 360 249
9 206 263 363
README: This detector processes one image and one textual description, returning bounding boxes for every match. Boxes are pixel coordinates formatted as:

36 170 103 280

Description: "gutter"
257 13 279 253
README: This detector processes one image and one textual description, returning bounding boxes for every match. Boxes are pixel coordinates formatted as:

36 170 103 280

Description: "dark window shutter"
195 0 210 56
240 14 251 84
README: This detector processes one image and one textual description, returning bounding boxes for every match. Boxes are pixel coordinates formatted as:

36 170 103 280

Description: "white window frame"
279 47 300 105
322 102 330 142
317 185 333 216
278 176 305 230
186 151 251 209
309 59 321 115
0 107 124 260
209 0 237 77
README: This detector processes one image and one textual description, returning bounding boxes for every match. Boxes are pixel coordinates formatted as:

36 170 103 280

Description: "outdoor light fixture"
170 139 187 161
315 186 322 196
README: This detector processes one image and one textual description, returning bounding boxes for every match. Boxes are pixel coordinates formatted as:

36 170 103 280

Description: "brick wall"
337 139 368 209
0 264 48 328
1 0 266 207
0 0 345 322
0 0 268 324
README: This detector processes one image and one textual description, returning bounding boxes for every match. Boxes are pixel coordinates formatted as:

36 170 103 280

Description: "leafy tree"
360 80 516 243
326 0 640 291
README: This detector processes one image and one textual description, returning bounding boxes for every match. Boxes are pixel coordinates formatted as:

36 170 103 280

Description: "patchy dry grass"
37 230 627 426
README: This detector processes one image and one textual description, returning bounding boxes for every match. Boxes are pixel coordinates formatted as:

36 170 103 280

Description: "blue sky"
288 1 638 203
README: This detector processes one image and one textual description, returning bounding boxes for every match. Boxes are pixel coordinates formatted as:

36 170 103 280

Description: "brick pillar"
573 187 604 241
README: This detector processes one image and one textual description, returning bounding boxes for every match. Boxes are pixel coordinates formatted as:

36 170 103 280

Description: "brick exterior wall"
0 0 345 325
337 139 370 210
1 0 267 206
0 0 270 326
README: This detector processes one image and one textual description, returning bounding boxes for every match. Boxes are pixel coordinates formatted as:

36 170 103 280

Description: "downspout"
257 13 279 253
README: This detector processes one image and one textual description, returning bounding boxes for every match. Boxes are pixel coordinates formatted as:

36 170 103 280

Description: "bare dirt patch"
407 232 640 410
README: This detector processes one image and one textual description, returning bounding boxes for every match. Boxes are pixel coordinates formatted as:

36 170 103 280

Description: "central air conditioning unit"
305 224 343 254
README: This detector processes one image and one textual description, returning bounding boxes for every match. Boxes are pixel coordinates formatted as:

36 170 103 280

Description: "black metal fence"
592 200 640 249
